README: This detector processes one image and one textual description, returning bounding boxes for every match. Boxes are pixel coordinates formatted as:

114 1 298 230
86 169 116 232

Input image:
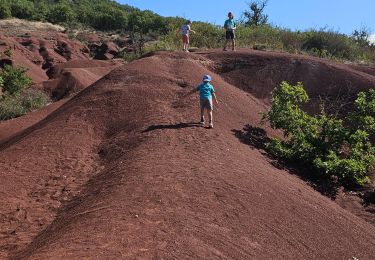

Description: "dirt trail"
1 50 375 259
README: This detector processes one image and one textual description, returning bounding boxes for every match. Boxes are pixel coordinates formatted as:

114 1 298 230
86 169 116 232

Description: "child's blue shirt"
196 82 215 100
224 19 236 31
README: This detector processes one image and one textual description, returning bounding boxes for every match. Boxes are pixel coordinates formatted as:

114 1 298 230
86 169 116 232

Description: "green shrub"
0 89 49 120
0 65 32 96
190 22 223 49
21 88 49 111
89 5 128 30
0 75 4 96
263 81 375 186
33 1 50 21
47 3 75 24
10 0 35 20
0 94 26 120
301 30 360 60
0 1 11 19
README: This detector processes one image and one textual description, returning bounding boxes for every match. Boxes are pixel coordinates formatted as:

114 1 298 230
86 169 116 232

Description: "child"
180 20 196 52
223 12 237 51
187 74 219 128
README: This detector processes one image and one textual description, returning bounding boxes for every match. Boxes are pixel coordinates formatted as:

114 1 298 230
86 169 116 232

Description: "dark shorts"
226 30 235 39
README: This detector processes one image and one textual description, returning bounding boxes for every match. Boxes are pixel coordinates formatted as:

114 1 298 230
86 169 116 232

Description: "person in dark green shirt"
223 12 237 51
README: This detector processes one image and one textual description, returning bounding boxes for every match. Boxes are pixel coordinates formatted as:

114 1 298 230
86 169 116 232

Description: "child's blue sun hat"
202 75 212 82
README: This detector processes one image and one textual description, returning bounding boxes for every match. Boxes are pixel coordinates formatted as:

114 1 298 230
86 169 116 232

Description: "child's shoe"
208 122 213 129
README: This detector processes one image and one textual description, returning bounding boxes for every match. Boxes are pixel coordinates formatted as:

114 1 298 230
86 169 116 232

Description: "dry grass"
0 18 66 36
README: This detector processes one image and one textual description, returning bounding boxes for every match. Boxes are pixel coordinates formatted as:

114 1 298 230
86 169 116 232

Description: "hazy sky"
117 0 375 36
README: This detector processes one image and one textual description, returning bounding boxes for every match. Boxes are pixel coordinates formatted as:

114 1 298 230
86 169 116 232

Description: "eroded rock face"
0 33 90 83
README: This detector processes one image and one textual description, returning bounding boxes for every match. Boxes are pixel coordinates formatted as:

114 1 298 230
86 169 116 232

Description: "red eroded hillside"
1 50 375 259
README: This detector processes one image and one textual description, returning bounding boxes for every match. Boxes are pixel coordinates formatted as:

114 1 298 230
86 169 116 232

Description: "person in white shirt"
180 20 196 52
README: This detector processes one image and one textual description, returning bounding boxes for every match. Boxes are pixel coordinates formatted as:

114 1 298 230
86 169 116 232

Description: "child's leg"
182 36 187 51
232 39 236 50
223 39 229 50
208 109 213 124
200 106 205 122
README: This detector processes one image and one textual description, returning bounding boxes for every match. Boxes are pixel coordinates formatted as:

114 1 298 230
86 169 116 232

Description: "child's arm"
190 29 196 34
212 92 219 105
183 87 198 98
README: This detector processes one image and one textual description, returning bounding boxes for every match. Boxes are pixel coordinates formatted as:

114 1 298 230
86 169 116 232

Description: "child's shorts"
182 35 189 44
200 98 213 110
226 30 235 39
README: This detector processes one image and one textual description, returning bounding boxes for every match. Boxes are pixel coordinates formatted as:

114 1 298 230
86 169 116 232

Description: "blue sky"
117 0 375 36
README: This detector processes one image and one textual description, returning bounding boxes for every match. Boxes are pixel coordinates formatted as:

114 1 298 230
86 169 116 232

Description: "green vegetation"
0 65 49 120
0 0 373 63
1 65 32 95
262 82 375 186
159 22 375 62
0 0 166 32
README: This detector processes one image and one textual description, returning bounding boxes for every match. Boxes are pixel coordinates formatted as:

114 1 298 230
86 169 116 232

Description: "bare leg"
223 39 229 51
200 106 205 123
232 39 236 50
208 109 213 125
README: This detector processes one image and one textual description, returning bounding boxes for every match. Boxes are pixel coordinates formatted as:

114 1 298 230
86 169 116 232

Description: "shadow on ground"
143 122 202 133
232 124 340 199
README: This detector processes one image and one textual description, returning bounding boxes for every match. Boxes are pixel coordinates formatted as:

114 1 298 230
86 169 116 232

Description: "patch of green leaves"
0 65 32 95
263 81 375 186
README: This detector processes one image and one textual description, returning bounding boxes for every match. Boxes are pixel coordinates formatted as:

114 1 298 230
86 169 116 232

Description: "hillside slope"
1 51 375 259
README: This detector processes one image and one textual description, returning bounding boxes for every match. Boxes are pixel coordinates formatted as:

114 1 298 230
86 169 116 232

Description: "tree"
89 4 128 30
47 3 75 24
10 0 35 20
128 10 161 54
243 0 269 26
352 26 371 47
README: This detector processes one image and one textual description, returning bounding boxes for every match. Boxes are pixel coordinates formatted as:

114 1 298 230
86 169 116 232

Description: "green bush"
89 4 128 30
0 65 32 95
190 22 223 49
301 30 360 60
0 89 49 120
21 88 49 110
0 1 11 19
0 65 49 120
47 3 75 24
10 0 35 20
0 94 26 120
0 75 4 95
263 81 375 186
33 0 50 21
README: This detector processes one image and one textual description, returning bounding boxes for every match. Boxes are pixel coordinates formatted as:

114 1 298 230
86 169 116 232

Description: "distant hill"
0 0 167 32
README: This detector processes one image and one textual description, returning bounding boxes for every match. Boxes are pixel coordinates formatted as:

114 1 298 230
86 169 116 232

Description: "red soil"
0 33 89 84
42 60 121 100
1 50 375 259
